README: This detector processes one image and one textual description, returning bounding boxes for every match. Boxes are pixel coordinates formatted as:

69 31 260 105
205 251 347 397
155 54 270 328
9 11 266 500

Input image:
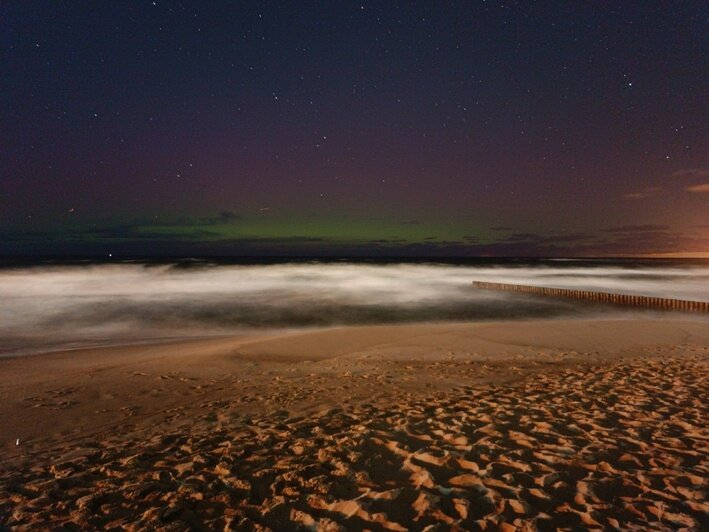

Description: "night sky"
2 2 708 257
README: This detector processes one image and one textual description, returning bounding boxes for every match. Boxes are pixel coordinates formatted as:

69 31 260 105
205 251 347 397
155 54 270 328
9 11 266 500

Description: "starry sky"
2 1 708 257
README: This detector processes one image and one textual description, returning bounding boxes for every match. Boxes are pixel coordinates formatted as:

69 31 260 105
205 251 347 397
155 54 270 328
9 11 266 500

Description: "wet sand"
1 319 707 530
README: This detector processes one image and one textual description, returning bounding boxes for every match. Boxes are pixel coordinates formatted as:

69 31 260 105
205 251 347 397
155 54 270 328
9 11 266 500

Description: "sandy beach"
1 318 707 530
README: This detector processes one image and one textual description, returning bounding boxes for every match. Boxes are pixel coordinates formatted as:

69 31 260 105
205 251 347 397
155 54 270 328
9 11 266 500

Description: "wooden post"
471 281 707 314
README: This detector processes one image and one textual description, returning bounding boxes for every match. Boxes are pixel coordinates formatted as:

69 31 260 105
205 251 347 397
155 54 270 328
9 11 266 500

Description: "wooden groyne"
472 281 709 314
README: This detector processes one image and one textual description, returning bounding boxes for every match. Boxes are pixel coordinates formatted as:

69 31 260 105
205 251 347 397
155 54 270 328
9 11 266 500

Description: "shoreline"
3 311 707 361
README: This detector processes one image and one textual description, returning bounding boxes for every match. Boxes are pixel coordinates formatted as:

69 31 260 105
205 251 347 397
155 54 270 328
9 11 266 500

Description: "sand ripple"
1 356 707 530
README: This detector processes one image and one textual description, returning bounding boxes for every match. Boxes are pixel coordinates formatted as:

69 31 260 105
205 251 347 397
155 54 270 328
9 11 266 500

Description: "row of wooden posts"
472 281 709 314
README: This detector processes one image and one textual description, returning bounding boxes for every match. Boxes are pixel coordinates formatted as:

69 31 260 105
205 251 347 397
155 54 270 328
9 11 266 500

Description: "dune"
0 318 707 530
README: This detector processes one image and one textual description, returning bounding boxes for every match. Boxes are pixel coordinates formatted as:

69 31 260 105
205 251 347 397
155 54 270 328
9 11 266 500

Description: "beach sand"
1 319 707 530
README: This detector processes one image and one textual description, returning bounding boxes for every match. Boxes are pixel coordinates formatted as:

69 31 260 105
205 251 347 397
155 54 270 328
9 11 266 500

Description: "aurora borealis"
1 2 708 257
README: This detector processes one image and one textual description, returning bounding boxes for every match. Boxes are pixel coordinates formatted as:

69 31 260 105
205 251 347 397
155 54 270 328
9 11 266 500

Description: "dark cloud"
394 228 709 258
542 233 593 243
1 227 220 245
82 225 219 240
199 211 240 224
623 187 661 200
672 168 709 179
504 233 541 242
209 236 326 245
490 232 593 245
604 225 669 233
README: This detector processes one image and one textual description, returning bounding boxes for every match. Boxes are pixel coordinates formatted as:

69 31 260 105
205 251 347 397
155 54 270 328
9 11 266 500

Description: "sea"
1 257 708 357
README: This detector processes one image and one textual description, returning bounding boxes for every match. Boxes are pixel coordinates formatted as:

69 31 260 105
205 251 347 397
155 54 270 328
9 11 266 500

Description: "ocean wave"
1 261 707 355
